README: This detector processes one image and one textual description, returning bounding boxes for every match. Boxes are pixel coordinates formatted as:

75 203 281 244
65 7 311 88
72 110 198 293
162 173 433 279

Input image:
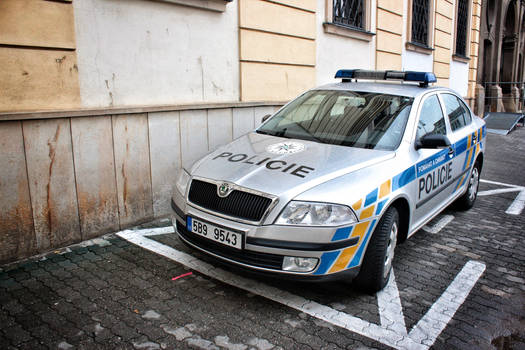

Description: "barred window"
411 0 430 46
333 0 364 29
455 0 469 56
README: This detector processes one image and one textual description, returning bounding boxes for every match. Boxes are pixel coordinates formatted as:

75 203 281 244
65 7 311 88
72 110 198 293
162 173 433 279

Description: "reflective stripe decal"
331 226 353 242
326 222 370 273
347 219 377 268
314 251 341 275
379 179 391 199
365 188 378 207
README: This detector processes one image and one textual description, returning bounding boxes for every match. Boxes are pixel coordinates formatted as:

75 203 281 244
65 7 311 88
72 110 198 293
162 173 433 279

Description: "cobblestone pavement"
1 128 525 350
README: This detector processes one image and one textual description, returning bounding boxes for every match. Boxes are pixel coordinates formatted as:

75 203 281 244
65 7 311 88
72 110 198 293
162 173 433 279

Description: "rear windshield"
257 90 414 151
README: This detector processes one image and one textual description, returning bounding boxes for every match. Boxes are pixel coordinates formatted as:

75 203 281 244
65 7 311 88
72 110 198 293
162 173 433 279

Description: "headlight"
175 169 190 196
275 201 358 226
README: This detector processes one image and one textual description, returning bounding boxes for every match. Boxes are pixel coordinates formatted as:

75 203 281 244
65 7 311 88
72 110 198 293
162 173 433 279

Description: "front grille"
176 221 284 270
188 179 272 222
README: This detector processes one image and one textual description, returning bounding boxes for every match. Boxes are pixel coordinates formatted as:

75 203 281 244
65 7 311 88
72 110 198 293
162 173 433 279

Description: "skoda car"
171 69 486 292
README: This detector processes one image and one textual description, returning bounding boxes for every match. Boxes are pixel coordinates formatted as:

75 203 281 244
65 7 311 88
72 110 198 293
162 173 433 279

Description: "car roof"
314 81 457 98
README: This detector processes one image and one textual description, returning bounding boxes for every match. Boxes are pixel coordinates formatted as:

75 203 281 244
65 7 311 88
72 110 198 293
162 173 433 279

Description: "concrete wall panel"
233 108 255 139
148 111 181 217
23 119 81 250
207 109 233 151
0 121 35 262
180 110 209 168
112 114 154 227
71 116 119 238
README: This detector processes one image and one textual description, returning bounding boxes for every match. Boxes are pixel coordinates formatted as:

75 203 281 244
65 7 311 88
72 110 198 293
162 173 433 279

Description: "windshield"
257 90 414 151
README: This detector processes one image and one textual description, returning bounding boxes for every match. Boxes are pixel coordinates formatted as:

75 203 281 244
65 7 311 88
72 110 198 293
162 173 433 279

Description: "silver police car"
171 70 486 292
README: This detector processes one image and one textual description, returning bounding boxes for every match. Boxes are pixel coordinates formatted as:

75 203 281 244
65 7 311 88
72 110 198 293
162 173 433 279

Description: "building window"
411 0 430 46
455 0 470 57
333 0 364 30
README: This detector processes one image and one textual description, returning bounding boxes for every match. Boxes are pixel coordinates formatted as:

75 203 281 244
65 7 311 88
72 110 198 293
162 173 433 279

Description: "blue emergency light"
334 69 437 87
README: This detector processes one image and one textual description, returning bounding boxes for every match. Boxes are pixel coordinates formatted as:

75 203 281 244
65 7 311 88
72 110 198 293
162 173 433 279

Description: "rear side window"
416 94 447 140
441 94 472 131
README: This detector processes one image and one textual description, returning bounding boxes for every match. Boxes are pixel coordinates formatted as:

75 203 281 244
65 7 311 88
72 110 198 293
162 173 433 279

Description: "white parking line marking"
422 215 455 234
479 179 522 187
478 188 522 196
479 179 525 215
408 260 485 346
117 229 485 350
506 190 525 215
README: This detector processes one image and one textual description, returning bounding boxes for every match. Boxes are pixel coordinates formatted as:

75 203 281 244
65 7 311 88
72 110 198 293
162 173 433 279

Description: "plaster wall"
402 50 434 72
450 60 469 96
73 0 239 108
316 0 376 86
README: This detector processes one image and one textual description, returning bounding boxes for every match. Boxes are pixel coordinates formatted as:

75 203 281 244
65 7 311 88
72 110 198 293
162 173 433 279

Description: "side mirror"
261 114 272 123
415 134 451 150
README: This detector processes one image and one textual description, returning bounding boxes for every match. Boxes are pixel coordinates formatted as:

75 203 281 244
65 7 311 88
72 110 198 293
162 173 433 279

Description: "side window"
441 94 471 131
416 94 446 140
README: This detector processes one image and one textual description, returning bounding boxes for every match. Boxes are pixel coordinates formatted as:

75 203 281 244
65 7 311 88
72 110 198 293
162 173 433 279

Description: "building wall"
376 0 404 70
315 0 376 85
0 0 483 262
238 0 317 101
0 103 280 263
0 0 80 111
73 0 240 108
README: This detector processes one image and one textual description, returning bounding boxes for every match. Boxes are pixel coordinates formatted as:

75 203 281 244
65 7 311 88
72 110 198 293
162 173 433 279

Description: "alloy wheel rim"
468 167 479 201
383 221 398 279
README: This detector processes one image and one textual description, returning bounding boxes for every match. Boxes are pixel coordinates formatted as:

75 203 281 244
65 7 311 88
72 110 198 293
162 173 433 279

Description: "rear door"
439 93 478 199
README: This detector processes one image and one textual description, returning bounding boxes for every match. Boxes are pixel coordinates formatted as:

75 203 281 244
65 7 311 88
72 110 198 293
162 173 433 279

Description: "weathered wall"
73 0 239 107
0 0 80 111
315 0 376 85
239 0 317 101
0 104 280 263
376 0 404 70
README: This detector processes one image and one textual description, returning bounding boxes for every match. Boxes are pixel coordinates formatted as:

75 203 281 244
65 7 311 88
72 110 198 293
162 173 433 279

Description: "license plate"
186 217 243 250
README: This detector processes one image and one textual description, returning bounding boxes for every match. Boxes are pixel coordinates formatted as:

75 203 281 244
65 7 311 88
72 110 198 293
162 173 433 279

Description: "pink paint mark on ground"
171 272 193 281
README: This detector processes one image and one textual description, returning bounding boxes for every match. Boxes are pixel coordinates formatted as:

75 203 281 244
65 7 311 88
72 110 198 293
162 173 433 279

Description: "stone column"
489 85 505 112
474 84 485 117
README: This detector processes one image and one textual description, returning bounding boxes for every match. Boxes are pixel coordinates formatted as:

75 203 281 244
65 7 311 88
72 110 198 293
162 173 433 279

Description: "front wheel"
455 161 481 210
354 206 399 294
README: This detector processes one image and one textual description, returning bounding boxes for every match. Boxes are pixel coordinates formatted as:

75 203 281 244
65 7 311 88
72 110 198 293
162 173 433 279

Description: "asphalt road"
1 127 524 350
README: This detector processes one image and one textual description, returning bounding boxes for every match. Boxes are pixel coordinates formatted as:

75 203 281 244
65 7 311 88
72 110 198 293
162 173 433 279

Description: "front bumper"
171 198 369 280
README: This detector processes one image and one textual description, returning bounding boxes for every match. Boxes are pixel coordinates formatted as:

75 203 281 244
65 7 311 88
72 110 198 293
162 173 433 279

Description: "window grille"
333 0 364 29
411 0 430 46
455 0 469 56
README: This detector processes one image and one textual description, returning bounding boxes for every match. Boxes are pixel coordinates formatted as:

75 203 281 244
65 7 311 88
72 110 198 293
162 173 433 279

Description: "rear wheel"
354 206 399 293
456 161 480 210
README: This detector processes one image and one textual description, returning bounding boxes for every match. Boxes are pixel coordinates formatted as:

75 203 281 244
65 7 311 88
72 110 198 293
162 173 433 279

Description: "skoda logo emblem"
217 183 232 198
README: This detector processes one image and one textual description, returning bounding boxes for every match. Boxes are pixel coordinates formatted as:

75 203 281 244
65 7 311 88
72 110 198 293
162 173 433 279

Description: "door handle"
448 147 454 157
472 133 477 144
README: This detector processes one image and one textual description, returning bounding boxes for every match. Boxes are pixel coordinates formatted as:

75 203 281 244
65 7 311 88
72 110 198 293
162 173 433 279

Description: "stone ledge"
149 0 233 12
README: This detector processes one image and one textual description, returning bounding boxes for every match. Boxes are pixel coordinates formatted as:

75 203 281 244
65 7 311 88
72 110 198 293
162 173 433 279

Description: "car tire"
455 161 481 210
354 206 399 294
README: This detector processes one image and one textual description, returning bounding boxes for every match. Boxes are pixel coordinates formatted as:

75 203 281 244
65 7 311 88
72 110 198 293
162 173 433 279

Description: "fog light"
282 257 319 272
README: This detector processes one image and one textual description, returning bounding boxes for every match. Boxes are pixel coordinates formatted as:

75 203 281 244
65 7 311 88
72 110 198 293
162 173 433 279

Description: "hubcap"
383 221 398 278
468 167 479 201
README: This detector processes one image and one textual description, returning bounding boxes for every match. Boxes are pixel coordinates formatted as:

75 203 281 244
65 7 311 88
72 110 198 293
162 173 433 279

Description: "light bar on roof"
334 69 437 87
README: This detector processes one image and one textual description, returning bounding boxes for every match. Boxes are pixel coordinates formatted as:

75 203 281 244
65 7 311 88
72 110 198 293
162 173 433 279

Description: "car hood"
190 132 395 200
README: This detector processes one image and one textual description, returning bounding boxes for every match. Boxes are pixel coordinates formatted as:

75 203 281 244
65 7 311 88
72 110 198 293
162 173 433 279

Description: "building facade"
477 0 525 113
0 0 482 262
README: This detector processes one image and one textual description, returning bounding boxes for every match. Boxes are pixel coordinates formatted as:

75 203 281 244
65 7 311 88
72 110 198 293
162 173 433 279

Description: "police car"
171 69 486 292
